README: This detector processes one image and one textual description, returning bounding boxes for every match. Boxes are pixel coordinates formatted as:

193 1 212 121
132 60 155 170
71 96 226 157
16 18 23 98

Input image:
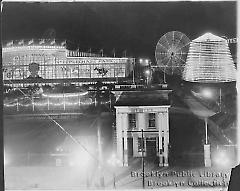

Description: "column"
47 97 50 110
122 113 129 166
133 134 141 157
163 112 169 167
156 112 164 166
116 113 123 166
32 96 35 112
204 118 211 167
16 98 19 112
63 94 66 111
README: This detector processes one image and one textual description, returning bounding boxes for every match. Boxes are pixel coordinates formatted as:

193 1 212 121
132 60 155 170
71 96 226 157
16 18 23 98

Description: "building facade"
3 39 134 87
113 89 171 166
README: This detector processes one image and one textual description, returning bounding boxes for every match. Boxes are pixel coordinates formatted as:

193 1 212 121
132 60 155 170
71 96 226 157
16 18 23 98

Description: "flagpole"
123 50 127 57
112 49 116 58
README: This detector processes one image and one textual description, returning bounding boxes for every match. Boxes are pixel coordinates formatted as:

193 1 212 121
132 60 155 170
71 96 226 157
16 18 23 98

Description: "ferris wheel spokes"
155 31 191 77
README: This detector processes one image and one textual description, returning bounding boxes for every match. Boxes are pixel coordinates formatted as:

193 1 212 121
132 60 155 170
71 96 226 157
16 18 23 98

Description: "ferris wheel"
155 31 190 81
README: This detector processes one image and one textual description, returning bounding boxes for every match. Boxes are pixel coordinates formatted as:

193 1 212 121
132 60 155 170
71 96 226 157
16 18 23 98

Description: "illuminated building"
182 33 236 83
113 87 171 166
3 39 134 87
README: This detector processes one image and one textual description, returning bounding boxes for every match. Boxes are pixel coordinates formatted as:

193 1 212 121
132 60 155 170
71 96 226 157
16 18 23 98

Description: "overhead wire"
4 79 118 177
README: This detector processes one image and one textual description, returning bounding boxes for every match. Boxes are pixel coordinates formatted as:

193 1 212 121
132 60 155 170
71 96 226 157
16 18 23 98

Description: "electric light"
4 150 9 166
42 91 88 98
4 99 110 108
183 32 236 83
3 45 65 52
201 88 214 99
56 147 64 152
145 69 151 76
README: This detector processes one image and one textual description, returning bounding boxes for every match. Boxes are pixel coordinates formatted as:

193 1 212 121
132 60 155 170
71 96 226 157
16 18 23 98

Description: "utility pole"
126 129 158 189
164 67 166 84
219 87 222 112
133 59 135 85
141 129 145 189
96 82 105 188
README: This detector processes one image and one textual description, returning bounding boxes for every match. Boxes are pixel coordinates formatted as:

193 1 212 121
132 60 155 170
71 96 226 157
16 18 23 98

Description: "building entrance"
146 137 158 163
114 103 171 166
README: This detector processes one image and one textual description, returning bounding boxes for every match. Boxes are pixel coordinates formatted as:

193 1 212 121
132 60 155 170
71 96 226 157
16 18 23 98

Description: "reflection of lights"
4 99 110 108
69 149 90 167
4 150 8 166
144 69 151 77
213 149 232 168
201 88 214 99
139 58 150 66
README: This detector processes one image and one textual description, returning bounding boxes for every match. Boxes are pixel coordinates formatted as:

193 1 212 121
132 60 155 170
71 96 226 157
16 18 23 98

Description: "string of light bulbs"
4 100 110 108
183 32 236 83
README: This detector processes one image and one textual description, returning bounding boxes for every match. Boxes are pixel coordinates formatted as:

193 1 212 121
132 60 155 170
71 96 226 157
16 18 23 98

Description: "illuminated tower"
182 32 236 83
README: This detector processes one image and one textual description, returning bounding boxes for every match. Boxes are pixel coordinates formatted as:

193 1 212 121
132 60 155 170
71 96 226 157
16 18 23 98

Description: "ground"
5 162 232 190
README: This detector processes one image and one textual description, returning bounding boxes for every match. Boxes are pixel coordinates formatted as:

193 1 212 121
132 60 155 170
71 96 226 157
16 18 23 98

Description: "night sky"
2 1 237 61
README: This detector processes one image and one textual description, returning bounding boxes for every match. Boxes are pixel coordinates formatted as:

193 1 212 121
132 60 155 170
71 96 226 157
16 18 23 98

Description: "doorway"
146 137 158 163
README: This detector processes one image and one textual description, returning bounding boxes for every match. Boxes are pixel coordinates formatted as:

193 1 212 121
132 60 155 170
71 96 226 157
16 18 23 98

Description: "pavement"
4 162 232 190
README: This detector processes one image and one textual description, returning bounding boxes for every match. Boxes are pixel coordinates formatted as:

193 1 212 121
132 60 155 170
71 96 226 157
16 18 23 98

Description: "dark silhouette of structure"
228 164 240 191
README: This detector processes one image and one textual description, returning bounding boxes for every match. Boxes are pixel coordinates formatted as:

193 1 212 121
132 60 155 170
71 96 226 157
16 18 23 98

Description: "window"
148 113 156 128
129 113 136 130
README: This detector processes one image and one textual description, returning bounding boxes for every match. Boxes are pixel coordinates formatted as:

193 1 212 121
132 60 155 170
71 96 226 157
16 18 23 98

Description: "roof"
192 32 226 42
114 90 171 107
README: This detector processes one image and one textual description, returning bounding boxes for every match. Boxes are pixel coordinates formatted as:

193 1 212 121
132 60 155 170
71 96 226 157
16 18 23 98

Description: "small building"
113 86 171 166
52 134 98 167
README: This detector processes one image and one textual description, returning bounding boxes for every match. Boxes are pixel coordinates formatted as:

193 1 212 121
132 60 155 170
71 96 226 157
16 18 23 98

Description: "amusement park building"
2 39 135 87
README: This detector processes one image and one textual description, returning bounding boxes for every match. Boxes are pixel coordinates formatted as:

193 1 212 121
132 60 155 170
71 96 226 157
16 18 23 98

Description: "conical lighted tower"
182 33 236 83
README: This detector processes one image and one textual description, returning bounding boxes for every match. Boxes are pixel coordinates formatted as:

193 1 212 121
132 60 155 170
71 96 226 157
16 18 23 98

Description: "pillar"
16 98 19 112
116 113 124 166
204 118 211 167
204 144 211 167
156 112 164 166
122 113 129 166
47 97 50 110
78 95 81 106
133 135 137 157
133 134 141 157
63 94 66 110
32 96 34 112
163 112 169 167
